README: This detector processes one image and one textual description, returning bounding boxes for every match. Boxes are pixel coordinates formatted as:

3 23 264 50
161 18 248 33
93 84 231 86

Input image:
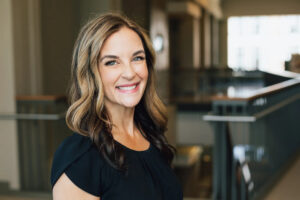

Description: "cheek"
136 64 148 80
99 69 119 91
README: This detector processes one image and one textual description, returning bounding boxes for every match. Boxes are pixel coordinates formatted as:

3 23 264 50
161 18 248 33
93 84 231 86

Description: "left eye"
133 56 145 61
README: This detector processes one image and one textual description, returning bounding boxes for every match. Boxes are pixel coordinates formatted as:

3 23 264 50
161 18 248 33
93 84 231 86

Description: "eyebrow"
132 50 145 56
99 50 145 63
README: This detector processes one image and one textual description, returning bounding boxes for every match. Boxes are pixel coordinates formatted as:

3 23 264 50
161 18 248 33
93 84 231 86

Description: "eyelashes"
104 60 117 66
132 56 145 61
104 56 145 66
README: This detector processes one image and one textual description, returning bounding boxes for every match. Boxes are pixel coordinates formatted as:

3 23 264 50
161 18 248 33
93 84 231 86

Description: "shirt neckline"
114 139 152 153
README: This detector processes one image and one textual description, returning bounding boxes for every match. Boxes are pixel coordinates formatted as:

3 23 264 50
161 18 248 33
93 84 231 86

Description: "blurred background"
1 0 300 199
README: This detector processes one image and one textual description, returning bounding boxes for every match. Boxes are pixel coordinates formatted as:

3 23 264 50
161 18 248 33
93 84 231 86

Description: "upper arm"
53 173 100 200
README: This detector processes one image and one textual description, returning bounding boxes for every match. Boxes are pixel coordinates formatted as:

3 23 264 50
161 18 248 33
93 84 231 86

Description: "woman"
51 13 183 200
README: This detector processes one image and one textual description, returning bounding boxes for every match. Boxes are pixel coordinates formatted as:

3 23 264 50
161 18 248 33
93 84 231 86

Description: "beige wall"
40 0 77 95
149 0 171 101
203 11 212 68
76 0 111 27
0 0 20 190
212 17 219 66
150 0 169 71
40 0 113 95
219 19 228 68
12 0 43 95
223 0 300 17
122 0 150 29
12 0 31 95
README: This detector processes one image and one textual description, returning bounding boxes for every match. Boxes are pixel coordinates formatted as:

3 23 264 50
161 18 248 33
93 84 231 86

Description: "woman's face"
98 27 148 110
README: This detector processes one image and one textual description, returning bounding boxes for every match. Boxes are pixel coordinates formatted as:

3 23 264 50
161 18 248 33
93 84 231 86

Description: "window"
228 15 300 72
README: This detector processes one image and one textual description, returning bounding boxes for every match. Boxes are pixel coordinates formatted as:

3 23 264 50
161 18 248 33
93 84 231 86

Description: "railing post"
213 121 232 200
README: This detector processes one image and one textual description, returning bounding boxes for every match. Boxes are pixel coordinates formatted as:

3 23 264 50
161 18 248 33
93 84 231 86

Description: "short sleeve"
50 133 103 196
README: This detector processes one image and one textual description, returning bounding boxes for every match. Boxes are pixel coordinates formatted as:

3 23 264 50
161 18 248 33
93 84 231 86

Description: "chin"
122 101 140 108
122 96 143 107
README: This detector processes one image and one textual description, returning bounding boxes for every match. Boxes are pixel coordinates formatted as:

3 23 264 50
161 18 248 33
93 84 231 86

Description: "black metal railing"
204 76 300 200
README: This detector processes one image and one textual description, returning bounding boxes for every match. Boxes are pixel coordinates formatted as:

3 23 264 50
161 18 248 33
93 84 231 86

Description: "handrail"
0 113 65 120
262 69 299 79
16 95 67 102
212 77 300 101
204 93 300 122
203 114 256 122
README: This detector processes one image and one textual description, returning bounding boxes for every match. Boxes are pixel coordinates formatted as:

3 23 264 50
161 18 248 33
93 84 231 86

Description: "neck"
105 103 137 138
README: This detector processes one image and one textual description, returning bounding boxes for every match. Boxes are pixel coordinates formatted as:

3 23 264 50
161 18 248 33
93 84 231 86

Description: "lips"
117 82 139 87
116 82 140 93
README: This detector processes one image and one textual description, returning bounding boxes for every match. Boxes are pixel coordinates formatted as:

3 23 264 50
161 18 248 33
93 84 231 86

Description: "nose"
121 62 136 80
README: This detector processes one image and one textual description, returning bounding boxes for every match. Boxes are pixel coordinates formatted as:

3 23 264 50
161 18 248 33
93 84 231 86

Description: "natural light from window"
228 15 300 72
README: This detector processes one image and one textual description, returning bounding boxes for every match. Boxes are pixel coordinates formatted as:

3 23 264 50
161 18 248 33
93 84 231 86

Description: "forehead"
100 27 144 56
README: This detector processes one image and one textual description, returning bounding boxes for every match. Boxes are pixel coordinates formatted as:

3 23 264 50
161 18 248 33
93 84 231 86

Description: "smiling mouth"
116 82 140 91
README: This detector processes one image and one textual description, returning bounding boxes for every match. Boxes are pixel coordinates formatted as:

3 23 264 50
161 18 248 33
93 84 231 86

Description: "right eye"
104 60 117 66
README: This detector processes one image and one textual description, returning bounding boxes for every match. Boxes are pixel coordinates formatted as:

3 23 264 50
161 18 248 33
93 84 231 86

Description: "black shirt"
51 133 183 200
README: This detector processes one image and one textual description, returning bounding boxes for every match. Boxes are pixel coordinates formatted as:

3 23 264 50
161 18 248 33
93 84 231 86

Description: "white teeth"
118 85 137 90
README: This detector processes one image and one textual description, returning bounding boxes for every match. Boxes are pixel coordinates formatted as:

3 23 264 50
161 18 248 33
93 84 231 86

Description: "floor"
263 153 300 200
174 146 213 199
174 149 300 200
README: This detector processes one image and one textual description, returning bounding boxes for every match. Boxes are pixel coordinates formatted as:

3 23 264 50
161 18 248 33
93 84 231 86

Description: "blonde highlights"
66 13 173 170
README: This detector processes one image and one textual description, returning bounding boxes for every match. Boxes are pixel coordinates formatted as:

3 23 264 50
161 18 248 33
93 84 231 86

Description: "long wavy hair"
66 13 175 171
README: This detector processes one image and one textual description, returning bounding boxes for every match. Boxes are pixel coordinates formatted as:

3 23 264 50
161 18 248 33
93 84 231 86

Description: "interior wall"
150 0 169 71
203 11 212 68
0 0 20 190
11 0 31 95
75 0 111 27
41 0 113 95
12 0 43 95
219 19 228 68
122 0 150 29
177 112 214 146
41 0 77 95
169 15 201 69
200 10 205 67
223 0 300 17
150 0 171 101
212 17 219 67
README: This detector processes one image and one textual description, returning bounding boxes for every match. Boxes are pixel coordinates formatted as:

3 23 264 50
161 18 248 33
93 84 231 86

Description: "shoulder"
53 173 100 200
51 133 104 196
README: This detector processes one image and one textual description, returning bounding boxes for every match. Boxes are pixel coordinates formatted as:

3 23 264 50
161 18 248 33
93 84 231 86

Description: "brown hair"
66 12 175 171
